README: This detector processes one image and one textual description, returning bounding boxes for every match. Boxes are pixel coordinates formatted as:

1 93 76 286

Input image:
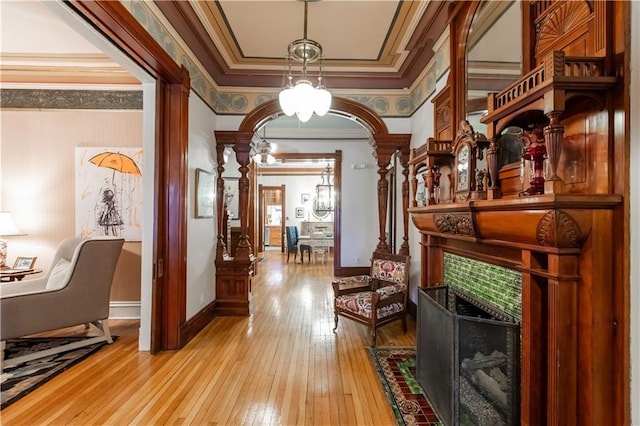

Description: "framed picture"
13 256 37 270
301 193 310 204
195 168 216 218
295 207 305 218
75 147 143 241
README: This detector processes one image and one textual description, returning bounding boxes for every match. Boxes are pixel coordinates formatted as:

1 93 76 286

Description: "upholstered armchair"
1 237 124 368
332 252 410 346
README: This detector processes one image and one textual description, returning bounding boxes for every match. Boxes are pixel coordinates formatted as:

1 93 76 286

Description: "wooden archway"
214 96 411 315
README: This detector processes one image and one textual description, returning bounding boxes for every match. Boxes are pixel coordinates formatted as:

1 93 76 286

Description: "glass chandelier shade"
278 2 332 122
315 164 334 212
251 129 277 165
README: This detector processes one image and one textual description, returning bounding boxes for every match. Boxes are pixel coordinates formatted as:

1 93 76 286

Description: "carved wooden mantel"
409 194 621 250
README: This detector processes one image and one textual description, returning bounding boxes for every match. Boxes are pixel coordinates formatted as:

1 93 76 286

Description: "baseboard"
109 301 141 319
180 300 217 347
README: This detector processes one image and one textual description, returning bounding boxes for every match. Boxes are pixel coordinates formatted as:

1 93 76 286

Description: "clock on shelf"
452 120 489 202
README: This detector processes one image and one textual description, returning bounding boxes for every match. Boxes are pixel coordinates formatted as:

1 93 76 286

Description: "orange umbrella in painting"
88 151 141 176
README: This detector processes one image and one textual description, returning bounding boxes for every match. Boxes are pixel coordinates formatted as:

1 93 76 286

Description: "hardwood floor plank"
1 251 416 425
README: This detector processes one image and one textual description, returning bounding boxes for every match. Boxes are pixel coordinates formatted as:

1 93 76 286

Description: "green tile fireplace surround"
443 253 522 321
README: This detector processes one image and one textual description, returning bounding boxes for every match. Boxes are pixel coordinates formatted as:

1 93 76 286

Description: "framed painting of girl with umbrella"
75 147 143 241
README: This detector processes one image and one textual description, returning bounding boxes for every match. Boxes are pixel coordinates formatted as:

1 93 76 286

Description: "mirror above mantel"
465 0 522 135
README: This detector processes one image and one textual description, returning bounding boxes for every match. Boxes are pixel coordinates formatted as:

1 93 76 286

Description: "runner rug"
1 336 115 409
368 346 443 426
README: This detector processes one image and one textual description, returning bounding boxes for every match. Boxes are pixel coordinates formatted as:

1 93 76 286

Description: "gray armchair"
1 237 124 368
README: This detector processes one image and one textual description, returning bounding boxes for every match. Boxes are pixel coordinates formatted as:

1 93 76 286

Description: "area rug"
368 346 443 426
1 336 116 409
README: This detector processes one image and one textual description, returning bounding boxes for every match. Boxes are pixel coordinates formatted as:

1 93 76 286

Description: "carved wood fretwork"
536 210 583 248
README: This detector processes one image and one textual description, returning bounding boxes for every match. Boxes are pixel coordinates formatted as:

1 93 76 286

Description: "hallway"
2 250 416 425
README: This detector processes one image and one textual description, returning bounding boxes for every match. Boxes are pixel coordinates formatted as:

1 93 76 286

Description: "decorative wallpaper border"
0 89 143 110
443 252 522 321
121 0 449 117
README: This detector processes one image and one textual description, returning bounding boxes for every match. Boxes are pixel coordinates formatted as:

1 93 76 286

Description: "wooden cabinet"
267 226 281 246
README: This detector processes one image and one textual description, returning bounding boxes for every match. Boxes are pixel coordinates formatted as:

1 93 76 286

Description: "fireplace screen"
417 286 520 425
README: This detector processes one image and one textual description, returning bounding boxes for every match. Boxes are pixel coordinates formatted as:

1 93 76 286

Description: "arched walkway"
212 97 412 315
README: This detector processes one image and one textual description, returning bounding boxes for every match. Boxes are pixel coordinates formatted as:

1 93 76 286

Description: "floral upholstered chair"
332 252 410 346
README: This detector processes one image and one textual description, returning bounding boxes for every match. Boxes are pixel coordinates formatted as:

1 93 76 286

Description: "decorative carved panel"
535 1 592 59
536 210 583 248
434 213 476 237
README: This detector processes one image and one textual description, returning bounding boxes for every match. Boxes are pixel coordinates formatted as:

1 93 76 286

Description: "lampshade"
0 211 23 236
0 211 25 268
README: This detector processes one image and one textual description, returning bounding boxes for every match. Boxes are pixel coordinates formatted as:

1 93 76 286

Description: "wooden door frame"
69 1 190 352
258 185 286 251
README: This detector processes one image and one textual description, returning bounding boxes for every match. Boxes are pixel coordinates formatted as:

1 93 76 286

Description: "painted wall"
260 138 378 267
0 109 143 309
186 93 218 319
258 174 329 230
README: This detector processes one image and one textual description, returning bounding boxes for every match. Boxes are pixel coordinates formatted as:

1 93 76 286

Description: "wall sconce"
0 211 26 268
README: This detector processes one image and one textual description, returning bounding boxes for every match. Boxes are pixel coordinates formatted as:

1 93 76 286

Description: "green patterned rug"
369 346 443 425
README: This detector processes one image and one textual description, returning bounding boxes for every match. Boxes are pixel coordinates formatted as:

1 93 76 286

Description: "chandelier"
315 164 334 212
278 0 332 123
251 128 277 164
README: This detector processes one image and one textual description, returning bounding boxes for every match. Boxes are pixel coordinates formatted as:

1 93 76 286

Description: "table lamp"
0 211 25 268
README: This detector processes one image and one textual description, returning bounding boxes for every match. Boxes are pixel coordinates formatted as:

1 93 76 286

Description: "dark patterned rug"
369 346 443 426
1 336 115 409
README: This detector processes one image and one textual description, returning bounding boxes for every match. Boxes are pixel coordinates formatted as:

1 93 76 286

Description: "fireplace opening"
417 286 520 425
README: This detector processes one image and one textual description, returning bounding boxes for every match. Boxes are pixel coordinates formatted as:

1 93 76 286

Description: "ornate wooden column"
374 145 394 254
215 143 227 261
233 142 253 258
213 131 256 316
398 146 411 255
543 110 565 194
372 133 411 255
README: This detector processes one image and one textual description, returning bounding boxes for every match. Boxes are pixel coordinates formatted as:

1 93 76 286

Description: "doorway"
259 185 285 252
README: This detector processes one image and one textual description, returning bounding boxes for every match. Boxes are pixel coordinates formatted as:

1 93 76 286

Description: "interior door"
260 185 285 251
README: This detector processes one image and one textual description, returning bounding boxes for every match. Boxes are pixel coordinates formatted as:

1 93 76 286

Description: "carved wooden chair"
332 252 410 346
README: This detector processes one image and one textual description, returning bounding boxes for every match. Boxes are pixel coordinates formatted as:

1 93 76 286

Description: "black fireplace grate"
417 286 520 426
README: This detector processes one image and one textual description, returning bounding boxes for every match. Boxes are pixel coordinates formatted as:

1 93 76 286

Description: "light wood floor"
1 250 416 425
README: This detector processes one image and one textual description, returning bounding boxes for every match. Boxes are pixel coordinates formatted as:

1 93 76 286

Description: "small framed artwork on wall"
295 207 305 218
195 168 215 218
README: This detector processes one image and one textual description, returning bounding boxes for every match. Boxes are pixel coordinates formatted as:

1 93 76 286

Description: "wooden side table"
0 268 42 282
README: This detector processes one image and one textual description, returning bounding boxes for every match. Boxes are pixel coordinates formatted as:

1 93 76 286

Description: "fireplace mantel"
409 194 622 250
411 193 623 424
